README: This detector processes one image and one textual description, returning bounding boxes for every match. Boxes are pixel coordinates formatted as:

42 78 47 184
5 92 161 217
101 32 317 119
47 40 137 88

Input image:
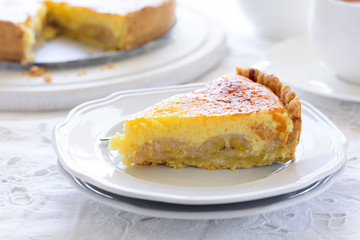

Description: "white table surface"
1 0 360 239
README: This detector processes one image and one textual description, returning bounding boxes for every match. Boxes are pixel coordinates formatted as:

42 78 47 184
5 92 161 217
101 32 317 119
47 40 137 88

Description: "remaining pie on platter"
0 0 175 63
109 68 302 170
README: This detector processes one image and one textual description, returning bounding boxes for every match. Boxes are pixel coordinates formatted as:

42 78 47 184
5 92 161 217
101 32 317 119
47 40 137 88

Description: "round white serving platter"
0 5 226 111
263 36 360 102
53 84 348 205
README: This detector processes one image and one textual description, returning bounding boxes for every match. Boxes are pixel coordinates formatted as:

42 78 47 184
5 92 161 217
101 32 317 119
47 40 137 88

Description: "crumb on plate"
28 66 46 77
77 70 87 76
44 74 52 83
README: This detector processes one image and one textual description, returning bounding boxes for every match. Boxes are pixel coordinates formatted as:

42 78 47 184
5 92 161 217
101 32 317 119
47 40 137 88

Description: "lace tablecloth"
1 1 360 239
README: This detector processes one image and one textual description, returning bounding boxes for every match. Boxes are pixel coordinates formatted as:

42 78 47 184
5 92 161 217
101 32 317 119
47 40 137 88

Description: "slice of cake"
0 0 175 63
109 68 302 170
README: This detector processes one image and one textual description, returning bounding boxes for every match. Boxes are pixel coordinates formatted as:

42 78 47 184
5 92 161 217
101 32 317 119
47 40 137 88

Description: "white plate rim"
53 83 348 205
58 160 344 220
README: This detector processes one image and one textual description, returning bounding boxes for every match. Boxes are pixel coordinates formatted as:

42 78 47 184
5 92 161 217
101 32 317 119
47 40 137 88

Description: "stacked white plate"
53 84 347 220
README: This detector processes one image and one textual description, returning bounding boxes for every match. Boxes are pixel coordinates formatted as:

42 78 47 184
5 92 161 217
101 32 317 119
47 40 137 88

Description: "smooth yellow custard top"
129 74 287 119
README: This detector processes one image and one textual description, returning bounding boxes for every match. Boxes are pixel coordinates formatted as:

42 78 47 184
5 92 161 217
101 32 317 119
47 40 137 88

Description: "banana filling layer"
123 134 291 170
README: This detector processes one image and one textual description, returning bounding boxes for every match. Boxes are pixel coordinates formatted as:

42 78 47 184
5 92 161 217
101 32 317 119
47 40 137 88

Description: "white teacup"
237 0 310 40
309 0 360 84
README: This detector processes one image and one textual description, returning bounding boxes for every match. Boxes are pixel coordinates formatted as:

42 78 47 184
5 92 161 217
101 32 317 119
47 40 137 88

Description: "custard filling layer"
109 111 294 169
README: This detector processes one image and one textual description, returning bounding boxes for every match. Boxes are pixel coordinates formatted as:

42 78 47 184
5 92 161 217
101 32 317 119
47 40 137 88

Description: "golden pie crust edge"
124 0 176 50
0 21 28 62
236 67 302 159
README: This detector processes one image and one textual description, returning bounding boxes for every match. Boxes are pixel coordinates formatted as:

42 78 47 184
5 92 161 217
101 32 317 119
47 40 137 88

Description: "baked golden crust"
0 2 48 63
124 0 176 49
0 21 26 62
236 67 302 159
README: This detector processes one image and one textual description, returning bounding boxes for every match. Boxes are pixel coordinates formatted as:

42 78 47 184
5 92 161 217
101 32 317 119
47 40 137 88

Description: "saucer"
264 36 360 102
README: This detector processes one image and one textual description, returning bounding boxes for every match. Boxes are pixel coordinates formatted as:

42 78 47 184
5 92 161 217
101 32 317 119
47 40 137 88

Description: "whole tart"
109 68 302 170
0 0 175 63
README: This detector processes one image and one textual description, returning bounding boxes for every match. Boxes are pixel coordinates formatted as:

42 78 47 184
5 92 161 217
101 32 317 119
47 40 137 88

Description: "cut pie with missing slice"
0 0 175 63
109 68 301 170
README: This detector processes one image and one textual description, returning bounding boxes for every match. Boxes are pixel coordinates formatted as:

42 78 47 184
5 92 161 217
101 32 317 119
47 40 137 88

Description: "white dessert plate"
263 36 360 102
58 161 344 220
53 83 347 205
0 5 225 111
